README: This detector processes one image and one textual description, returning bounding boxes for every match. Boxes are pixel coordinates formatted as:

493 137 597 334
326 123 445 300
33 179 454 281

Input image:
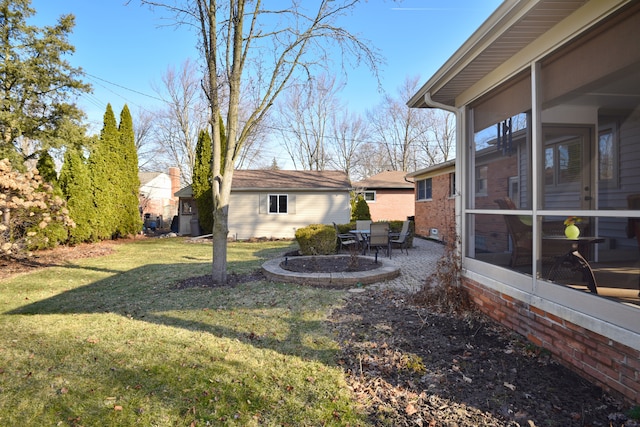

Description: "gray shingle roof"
353 170 413 189
232 169 350 190
174 169 351 197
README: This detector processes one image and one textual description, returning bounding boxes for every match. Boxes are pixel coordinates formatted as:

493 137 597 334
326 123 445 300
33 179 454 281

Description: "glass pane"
472 113 530 210
468 213 533 276
278 195 287 213
269 195 277 213
598 129 614 181
557 140 581 184
544 147 554 185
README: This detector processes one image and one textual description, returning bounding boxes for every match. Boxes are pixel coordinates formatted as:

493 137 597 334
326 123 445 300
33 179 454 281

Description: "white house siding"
228 191 351 239
140 174 177 221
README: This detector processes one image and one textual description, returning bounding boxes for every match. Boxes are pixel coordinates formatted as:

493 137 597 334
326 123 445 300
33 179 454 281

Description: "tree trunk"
211 202 229 284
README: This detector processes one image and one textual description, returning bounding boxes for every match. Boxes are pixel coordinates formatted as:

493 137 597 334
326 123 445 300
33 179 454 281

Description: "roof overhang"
408 0 630 109
406 159 456 179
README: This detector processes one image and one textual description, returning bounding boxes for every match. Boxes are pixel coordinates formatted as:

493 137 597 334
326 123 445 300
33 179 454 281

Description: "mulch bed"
328 289 634 426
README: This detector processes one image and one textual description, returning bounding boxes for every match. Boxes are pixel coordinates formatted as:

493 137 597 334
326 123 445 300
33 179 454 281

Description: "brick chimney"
169 167 181 199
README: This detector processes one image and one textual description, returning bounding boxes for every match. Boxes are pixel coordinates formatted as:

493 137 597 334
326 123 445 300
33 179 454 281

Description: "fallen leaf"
463 375 473 383
114 405 123 411
504 382 516 391
405 403 418 415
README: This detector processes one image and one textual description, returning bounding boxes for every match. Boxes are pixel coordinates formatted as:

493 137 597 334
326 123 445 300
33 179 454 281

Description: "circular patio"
261 255 400 288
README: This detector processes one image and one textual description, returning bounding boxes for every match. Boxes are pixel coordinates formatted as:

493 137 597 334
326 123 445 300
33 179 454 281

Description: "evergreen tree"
117 105 142 236
59 147 96 244
0 0 91 166
36 151 58 185
351 194 371 221
193 130 213 235
89 104 119 240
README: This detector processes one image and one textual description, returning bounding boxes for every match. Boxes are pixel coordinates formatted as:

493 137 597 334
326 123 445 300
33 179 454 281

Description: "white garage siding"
228 191 351 240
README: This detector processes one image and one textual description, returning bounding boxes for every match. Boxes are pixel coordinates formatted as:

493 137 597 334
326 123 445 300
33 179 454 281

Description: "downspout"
423 92 464 257
423 92 457 113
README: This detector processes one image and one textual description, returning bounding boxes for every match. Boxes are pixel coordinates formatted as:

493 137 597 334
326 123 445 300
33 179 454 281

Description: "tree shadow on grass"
6 259 340 364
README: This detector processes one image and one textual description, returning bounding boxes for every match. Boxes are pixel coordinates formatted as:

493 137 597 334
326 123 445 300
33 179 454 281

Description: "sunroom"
409 0 639 402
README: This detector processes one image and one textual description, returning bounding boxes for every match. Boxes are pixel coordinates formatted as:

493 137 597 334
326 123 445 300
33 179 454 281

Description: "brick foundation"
463 277 640 404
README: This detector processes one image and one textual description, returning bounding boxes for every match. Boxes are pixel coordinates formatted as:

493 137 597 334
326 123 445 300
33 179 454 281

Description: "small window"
268 194 288 214
598 123 618 187
358 191 376 202
417 178 432 201
449 172 456 197
475 166 488 196
181 200 193 215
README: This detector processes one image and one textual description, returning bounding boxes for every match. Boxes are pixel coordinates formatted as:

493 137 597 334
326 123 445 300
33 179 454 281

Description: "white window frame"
268 194 288 214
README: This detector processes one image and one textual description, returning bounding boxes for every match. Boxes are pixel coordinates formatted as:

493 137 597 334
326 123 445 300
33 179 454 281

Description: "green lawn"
0 238 366 426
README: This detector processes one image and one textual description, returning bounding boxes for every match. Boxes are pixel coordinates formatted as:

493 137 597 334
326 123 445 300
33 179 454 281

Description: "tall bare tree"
419 108 456 165
329 110 369 181
133 108 157 171
277 74 343 171
366 75 430 173
139 0 380 284
150 59 209 184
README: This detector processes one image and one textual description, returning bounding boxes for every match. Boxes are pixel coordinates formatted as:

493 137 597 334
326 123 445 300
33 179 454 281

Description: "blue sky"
30 0 502 133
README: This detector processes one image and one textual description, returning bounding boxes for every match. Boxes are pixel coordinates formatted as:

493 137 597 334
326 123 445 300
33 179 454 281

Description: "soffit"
409 0 589 108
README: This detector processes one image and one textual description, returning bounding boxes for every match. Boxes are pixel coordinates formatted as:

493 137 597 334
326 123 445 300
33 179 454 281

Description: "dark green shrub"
295 224 336 255
351 195 371 221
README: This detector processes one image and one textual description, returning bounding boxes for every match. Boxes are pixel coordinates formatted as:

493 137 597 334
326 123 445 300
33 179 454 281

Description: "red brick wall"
369 189 414 221
414 173 455 242
463 277 640 404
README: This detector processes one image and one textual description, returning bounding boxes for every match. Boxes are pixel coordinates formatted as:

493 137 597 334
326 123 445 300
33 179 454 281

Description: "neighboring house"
174 170 351 238
408 1 640 403
138 167 180 227
353 171 415 221
406 160 455 241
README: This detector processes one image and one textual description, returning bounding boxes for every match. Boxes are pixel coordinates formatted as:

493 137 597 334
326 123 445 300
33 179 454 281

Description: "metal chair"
369 222 390 260
390 220 411 255
355 220 371 231
334 223 358 253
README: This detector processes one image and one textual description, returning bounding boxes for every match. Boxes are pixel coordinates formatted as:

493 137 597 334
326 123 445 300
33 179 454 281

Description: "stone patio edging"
261 255 400 288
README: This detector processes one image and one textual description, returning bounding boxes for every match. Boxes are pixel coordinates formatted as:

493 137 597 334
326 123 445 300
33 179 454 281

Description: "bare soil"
3 243 636 426
280 255 382 273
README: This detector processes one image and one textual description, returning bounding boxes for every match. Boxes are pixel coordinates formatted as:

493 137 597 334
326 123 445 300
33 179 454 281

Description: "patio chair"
369 222 391 260
334 223 358 253
390 220 411 255
355 220 372 231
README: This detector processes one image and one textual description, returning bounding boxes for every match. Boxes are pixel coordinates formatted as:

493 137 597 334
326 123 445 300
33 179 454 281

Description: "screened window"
268 194 288 214
417 178 432 200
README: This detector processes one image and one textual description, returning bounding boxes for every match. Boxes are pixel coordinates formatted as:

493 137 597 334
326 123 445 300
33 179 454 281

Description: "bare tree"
150 59 210 184
353 141 391 179
366 75 430 173
328 110 369 181
417 108 456 166
276 74 343 171
133 108 157 171
139 0 380 284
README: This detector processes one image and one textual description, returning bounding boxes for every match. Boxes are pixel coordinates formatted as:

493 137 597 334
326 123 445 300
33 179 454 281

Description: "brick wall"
369 189 414 221
463 277 640 404
414 173 455 242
